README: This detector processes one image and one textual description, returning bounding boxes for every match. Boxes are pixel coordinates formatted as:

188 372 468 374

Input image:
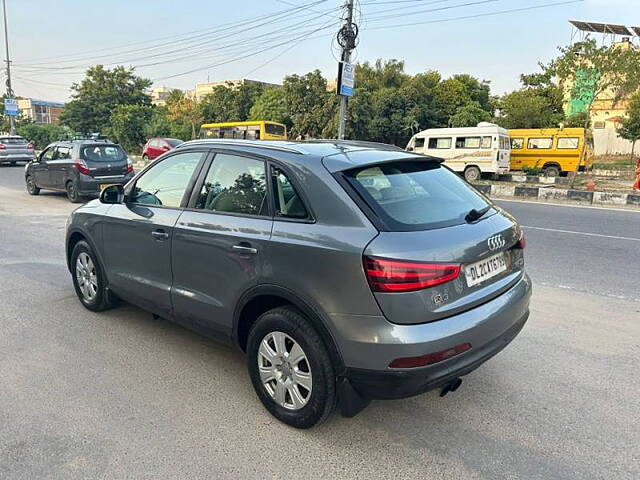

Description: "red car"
142 138 183 160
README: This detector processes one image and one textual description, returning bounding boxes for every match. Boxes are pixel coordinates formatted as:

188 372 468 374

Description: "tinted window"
428 137 452 149
131 152 202 207
195 154 268 216
455 136 481 149
414 137 425 149
557 137 579 149
511 138 524 150
0 137 27 145
265 123 285 136
345 161 491 231
272 167 308 219
528 138 552 149
81 144 127 162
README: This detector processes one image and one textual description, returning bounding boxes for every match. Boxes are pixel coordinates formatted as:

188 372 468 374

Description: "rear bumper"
0 154 33 163
330 273 532 400
77 174 134 195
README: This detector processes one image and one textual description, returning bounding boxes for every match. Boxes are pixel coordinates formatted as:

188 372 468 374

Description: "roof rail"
177 139 303 154
301 139 404 151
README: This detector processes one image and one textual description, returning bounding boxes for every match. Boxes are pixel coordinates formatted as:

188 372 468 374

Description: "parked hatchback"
0 135 35 165
25 139 134 202
142 137 183 160
65 139 531 428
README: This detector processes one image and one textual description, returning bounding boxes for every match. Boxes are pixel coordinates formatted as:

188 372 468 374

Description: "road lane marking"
523 225 640 242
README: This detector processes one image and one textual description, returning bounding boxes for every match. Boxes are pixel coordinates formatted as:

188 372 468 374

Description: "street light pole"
2 0 14 135
337 0 355 140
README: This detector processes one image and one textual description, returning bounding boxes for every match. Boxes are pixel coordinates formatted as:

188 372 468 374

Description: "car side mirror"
99 184 125 204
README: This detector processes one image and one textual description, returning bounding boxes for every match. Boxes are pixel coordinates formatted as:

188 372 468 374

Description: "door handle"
232 244 258 254
151 229 169 241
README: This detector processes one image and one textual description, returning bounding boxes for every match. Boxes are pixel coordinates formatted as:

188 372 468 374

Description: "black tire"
70 240 115 312
66 180 82 203
464 165 481 183
26 175 40 195
247 306 337 429
543 165 560 177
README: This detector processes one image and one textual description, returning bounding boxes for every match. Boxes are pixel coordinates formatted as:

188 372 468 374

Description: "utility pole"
336 0 357 140
2 0 15 135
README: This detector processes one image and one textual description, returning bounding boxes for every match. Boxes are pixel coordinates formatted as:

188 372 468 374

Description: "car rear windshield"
167 138 183 147
81 144 127 162
344 160 492 231
0 137 27 145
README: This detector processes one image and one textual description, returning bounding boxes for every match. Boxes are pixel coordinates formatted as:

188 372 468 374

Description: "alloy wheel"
258 331 313 410
75 252 98 301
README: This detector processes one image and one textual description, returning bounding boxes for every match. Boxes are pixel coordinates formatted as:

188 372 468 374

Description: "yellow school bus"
199 121 287 141
508 128 593 176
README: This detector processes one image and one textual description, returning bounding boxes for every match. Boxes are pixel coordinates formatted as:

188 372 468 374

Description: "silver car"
0 135 35 165
65 139 531 428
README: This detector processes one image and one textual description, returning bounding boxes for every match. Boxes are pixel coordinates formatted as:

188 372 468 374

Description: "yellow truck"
508 128 593 177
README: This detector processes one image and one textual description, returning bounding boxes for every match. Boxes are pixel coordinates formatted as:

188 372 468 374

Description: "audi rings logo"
487 234 505 251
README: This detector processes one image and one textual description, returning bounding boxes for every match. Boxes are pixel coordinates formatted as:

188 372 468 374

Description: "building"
150 86 177 106
193 78 280 101
565 21 639 155
17 98 64 124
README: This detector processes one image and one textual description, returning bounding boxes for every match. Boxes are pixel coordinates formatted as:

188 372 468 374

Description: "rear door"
80 144 129 178
101 150 206 316
342 160 524 325
32 147 55 187
49 146 72 188
171 151 273 334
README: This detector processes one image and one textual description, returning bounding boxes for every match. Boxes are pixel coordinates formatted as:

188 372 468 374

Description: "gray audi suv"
65 139 531 428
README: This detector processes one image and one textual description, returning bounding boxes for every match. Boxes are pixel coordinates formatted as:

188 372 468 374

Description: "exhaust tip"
439 378 463 397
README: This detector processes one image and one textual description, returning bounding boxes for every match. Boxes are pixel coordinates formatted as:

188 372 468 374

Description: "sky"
6 0 640 103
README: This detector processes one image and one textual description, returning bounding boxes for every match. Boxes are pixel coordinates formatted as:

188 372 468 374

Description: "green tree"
282 70 333 139
564 112 590 128
548 39 640 126
16 123 69 149
60 65 152 134
106 104 153 153
497 87 564 129
165 90 202 140
618 91 640 161
200 82 264 123
143 106 172 138
249 88 290 127
450 102 492 127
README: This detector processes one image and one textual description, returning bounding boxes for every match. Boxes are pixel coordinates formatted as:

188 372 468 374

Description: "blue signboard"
338 62 355 97
4 98 18 116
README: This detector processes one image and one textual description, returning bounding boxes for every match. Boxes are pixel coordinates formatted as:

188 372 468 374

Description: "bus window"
414 137 425 149
455 137 481 149
500 136 511 149
247 125 260 140
265 123 286 137
511 138 524 150
428 137 452 149
481 136 492 148
528 138 552 149
557 137 579 149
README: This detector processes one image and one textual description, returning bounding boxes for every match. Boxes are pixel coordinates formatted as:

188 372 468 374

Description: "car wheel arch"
66 228 106 277
234 284 345 373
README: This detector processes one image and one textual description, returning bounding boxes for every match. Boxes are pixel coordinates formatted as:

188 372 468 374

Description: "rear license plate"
464 252 506 287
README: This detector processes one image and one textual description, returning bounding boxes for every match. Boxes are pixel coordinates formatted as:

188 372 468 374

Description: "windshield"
81 144 127 162
345 161 492 231
0 137 27 145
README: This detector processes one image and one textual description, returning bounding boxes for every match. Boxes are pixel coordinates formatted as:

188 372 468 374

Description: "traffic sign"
338 62 355 97
4 98 18 116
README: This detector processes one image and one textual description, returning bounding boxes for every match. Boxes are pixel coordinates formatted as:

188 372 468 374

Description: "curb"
499 171 634 184
475 183 640 208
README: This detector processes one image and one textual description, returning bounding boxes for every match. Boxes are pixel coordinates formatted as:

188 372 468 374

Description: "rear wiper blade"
465 206 492 223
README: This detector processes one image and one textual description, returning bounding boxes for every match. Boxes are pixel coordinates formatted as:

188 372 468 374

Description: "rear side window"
344 161 491 231
455 137 481 149
265 123 285 136
81 144 127 162
272 167 308 219
428 137 452 149
528 138 552 149
557 137 579 149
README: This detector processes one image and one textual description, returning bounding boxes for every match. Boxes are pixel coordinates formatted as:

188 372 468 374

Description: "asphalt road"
1 164 638 479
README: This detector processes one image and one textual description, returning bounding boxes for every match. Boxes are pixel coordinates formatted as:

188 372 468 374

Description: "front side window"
528 138 552 149
41 147 55 162
414 137 425 149
428 137 452 149
272 167 308 219
511 138 524 150
131 151 202 207
55 146 71 159
195 154 268 216
557 137 579 149
455 136 481 149
345 161 492 231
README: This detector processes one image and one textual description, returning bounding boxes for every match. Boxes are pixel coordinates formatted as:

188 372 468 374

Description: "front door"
101 150 206 316
33 147 55 187
171 152 273 335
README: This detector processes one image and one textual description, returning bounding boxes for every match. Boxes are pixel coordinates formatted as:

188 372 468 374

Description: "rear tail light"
515 231 525 249
27 143 34 150
363 256 461 293
74 158 91 175
0 144 5 150
389 343 471 369
126 158 133 174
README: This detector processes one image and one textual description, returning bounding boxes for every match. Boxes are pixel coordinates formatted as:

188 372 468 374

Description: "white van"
406 122 511 182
